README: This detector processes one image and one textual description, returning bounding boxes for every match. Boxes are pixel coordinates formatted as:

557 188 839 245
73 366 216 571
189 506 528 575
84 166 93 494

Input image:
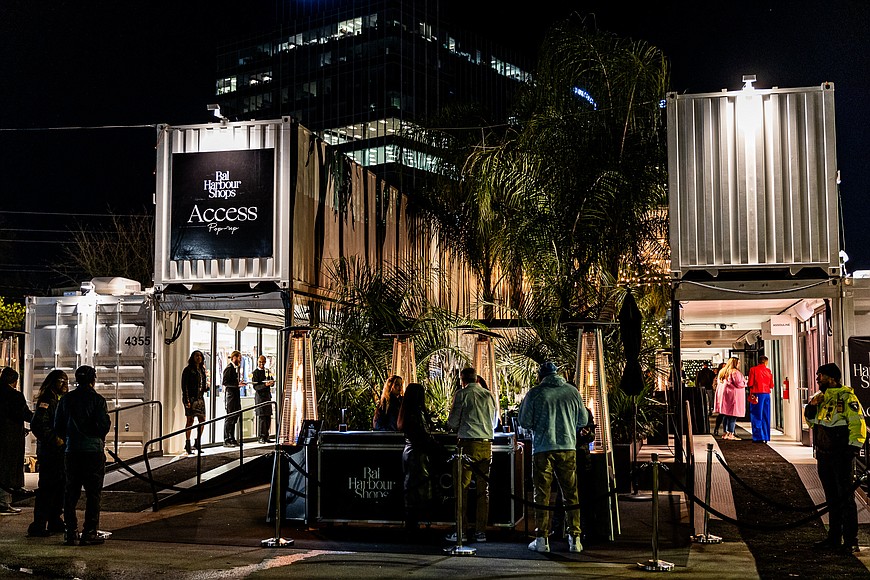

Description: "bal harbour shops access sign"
169 149 274 260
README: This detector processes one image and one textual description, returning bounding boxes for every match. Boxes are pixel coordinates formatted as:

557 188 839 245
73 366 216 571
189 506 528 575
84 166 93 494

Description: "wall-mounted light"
207 103 228 123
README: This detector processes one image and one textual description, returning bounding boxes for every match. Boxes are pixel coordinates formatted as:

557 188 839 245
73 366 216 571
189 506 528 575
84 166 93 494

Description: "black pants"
223 387 241 442
33 450 65 528
817 450 858 544
257 414 271 439
63 452 105 534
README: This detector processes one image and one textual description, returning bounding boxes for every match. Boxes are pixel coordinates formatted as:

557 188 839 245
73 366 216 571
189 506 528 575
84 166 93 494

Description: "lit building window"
216 77 237 95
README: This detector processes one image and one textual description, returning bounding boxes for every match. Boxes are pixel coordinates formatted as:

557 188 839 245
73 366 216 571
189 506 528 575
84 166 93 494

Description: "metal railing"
142 400 277 511
107 400 163 461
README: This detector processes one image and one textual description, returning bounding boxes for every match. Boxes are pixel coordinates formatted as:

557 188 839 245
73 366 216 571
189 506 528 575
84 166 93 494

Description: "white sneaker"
528 537 550 552
568 534 583 553
445 531 467 542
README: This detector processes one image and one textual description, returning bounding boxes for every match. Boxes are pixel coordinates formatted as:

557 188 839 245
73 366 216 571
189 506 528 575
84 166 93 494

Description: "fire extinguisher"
783 377 790 400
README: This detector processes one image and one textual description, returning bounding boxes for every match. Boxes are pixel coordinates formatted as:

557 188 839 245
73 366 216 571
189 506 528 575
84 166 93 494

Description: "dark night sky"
0 1 868 296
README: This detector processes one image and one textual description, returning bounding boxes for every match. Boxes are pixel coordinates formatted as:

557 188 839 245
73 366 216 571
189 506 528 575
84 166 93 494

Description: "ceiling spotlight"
719 324 727 330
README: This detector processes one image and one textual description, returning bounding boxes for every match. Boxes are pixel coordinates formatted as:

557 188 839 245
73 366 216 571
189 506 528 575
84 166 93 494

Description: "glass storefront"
189 314 280 445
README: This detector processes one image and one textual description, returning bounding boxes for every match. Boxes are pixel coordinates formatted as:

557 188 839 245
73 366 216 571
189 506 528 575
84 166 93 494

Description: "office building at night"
214 0 531 188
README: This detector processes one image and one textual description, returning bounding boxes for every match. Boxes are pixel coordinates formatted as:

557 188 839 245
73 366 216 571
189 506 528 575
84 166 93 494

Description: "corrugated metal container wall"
667 83 840 278
154 118 496 318
154 119 292 287
24 293 157 459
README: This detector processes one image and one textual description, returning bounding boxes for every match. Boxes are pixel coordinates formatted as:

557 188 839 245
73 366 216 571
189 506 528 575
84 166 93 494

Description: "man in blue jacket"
519 361 588 553
55 365 111 546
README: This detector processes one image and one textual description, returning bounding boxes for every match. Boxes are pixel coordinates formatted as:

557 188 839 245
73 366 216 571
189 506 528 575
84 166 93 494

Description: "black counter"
314 430 523 526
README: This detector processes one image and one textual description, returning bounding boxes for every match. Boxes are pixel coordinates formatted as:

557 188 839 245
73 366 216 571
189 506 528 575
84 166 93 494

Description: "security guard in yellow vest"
804 363 867 554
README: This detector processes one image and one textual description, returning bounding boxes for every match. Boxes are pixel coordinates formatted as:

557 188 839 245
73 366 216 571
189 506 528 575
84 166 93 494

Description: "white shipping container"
667 83 840 279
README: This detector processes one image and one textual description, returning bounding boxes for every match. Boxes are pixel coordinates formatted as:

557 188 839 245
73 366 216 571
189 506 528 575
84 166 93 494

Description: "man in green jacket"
804 363 867 555
519 361 589 553
446 367 497 543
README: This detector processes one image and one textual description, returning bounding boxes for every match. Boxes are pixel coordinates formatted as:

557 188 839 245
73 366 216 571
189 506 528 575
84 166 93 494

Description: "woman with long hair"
0 367 33 515
373 375 404 431
27 370 69 535
716 357 746 440
712 362 727 436
397 382 444 532
181 350 209 454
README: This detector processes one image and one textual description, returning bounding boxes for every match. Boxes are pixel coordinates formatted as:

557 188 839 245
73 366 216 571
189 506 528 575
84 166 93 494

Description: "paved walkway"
0 425 868 579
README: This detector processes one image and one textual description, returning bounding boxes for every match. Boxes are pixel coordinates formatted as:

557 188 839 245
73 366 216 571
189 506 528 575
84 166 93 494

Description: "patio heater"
387 332 417 383
0 331 22 372
574 323 620 540
278 327 318 446
465 329 503 426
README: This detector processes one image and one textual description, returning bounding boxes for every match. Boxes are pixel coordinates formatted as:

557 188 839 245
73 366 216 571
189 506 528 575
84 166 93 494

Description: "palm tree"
312 257 471 429
405 104 526 323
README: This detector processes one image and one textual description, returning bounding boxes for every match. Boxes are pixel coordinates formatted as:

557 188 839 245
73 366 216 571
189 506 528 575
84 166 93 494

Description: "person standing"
181 350 209 454
250 355 275 443
715 357 746 440
696 361 716 412
712 362 727 435
373 375 404 431
397 382 445 533
55 365 111 546
222 350 245 447
446 367 497 543
518 361 588 553
27 370 69 536
747 356 773 443
0 367 33 516
805 363 866 554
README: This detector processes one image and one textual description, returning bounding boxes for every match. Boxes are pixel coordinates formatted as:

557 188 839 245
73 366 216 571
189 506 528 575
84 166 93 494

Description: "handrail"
142 400 278 511
107 400 164 460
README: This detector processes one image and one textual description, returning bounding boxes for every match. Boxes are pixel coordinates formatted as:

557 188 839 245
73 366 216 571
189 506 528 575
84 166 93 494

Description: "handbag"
748 393 759 405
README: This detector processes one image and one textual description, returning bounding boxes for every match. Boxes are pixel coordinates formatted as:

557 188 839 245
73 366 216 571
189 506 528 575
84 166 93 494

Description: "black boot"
64 529 78 546
27 522 50 537
184 440 193 455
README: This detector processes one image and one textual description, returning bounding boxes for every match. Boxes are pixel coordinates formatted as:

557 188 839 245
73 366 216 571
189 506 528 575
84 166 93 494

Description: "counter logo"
170 149 274 260
347 466 396 500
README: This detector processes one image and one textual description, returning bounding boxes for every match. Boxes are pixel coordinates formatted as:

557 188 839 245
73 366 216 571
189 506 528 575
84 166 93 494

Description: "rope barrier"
660 462 869 531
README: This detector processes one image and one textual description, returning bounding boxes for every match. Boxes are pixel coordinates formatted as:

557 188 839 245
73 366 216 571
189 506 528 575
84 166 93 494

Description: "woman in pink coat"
715 357 746 440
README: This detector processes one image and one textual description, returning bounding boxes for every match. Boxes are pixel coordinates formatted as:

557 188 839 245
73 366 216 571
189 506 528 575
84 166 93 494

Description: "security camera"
719 324 727 330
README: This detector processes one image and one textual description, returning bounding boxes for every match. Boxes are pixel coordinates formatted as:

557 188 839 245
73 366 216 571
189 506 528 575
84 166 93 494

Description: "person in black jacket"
222 350 246 447
397 382 445 533
0 367 33 516
55 365 111 546
250 355 275 443
181 350 208 454
27 370 69 536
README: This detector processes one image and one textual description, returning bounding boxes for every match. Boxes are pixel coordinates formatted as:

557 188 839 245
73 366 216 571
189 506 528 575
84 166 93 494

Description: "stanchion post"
261 406 294 547
444 451 475 556
691 443 722 544
638 453 674 572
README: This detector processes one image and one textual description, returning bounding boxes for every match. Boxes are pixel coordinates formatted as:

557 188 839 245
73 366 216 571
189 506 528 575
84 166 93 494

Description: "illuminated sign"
169 149 274 260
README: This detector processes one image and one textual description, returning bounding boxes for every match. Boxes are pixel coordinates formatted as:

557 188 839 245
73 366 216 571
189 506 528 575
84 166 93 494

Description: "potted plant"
608 384 665 493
